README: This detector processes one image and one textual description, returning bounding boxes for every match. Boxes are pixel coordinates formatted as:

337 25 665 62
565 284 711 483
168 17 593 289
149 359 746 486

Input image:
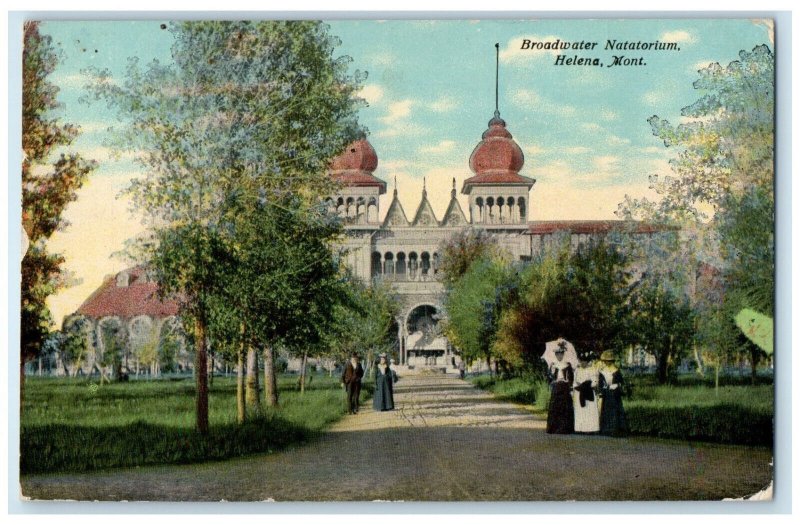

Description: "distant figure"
572 351 599 434
373 354 398 411
598 350 628 437
341 353 364 415
546 342 574 434
458 359 466 379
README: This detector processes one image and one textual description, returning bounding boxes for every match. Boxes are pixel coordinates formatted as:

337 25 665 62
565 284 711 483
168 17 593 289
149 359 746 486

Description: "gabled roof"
441 182 468 227
76 266 180 320
411 187 439 227
382 189 410 228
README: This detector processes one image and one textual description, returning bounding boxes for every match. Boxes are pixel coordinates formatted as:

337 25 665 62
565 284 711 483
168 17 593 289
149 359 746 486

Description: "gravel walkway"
20 373 772 501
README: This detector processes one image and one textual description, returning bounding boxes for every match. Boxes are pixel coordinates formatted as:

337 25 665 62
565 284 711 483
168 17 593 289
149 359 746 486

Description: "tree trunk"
209 352 214 387
486 355 492 377
245 346 260 415
750 347 760 385
237 345 246 424
656 350 669 384
299 349 308 394
693 344 704 377
193 317 209 434
263 346 279 407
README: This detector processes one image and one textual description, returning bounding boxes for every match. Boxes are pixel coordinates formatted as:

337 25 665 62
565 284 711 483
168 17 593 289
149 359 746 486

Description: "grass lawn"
471 372 773 446
21 373 372 474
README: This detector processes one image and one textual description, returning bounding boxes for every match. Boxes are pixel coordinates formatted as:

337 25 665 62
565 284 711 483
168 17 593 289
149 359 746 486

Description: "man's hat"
600 350 615 362
577 349 594 362
351 352 359 359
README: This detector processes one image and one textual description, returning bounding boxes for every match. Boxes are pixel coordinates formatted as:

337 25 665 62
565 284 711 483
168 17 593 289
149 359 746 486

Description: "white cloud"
564 146 590 154
600 110 618 121
380 159 412 171
641 146 664 154
607 135 631 146
379 99 414 125
367 52 398 67
592 155 619 171
660 30 696 44
427 96 457 113
511 88 542 106
580 122 603 132
522 143 547 157
419 140 456 154
375 122 428 139
642 90 667 106
358 84 384 105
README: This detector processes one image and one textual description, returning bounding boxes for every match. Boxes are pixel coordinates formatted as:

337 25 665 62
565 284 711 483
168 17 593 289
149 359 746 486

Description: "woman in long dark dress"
373 354 398 411
546 345 574 434
598 350 628 436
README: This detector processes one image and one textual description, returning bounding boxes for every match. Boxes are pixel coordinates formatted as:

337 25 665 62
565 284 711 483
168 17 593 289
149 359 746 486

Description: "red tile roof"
527 220 674 235
462 171 536 188
330 170 387 193
76 266 180 320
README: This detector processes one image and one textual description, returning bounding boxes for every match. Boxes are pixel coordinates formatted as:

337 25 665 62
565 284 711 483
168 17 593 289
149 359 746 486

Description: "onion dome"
462 112 534 194
329 139 386 194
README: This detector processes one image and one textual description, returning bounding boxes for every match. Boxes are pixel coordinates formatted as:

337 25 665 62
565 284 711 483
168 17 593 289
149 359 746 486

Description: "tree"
495 239 633 371
21 21 96 398
628 280 696 384
61 315 92 377
617 45 774 377
86 21 364 432
443 255 519 375
438 227 499 288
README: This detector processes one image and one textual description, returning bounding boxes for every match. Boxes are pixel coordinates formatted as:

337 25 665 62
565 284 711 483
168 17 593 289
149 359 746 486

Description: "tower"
462 43 535 228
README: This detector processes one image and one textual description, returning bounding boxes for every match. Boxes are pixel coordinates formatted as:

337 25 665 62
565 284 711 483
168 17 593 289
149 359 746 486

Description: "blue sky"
37 18 772 323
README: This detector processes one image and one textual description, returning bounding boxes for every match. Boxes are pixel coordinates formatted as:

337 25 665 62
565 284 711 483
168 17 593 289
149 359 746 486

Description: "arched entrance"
403 304 450 368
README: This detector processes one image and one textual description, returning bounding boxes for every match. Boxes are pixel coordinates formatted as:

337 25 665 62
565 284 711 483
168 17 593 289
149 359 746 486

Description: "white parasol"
542 338 579 368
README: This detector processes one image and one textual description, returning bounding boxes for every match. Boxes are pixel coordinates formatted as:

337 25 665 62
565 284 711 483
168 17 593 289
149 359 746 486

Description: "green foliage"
470 374 548 412
617 45 774 376
20 374 354 474
628 280 696 383
495 240 633 368
326 280 398 363
21 21 95 367
85 21 366 429
443 256 519 369
437 228 501 288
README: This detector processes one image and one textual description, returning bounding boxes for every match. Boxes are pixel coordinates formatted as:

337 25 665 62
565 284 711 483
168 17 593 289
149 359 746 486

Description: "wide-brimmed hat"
599 350 615 362
577 349 594 362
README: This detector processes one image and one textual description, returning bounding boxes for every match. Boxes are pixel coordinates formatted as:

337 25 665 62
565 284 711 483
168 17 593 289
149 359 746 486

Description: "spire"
422 176 427 197
494 42 500 119
394 175 398 196
451 177 457 199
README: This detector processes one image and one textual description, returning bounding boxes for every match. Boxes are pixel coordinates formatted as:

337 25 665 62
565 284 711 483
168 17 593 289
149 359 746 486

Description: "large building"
327 109 659 371
51 108 662 378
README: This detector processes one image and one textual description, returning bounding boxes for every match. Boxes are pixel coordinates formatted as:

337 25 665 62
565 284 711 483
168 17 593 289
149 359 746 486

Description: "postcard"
17 17 775 503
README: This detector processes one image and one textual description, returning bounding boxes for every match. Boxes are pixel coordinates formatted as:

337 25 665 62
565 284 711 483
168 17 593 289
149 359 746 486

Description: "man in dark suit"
341 352 364 414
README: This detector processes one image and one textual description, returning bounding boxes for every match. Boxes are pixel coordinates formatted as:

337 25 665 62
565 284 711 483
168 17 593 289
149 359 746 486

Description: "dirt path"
21 373 772 501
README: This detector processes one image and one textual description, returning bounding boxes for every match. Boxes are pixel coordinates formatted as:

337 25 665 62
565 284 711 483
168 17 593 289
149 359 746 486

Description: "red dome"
468 116 525 174
330 139 378 172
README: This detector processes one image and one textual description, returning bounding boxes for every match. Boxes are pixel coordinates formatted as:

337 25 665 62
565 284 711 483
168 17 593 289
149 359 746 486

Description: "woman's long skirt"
599 389 628 436
546 382 574 434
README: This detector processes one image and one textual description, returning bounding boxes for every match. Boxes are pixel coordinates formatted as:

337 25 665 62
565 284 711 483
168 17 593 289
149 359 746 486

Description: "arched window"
356 197 366 224
371 251 382 277
396 252 407 278
346 197 355 219
367 197 378 223
421 251 431 277
497 197 505 223
408 252 419 279
507 197 516 223
518 197 526 220
475 197 484 224
486 197 495 224
384 252 395 275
